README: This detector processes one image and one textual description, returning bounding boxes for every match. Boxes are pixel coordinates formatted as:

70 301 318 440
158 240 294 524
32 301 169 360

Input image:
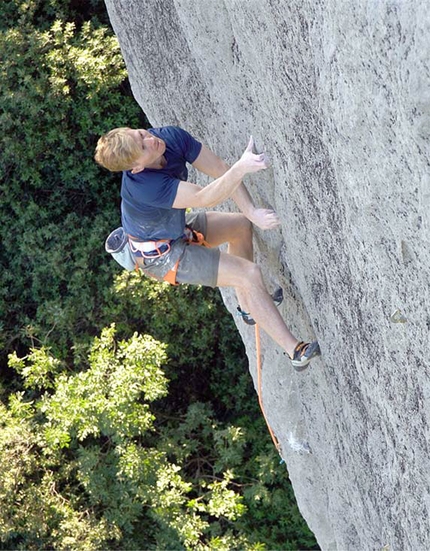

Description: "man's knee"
232 214 252 243
238 213 252 232
216 253 263 289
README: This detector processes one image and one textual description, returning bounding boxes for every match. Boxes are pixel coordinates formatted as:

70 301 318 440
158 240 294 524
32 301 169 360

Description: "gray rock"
104 0 430 549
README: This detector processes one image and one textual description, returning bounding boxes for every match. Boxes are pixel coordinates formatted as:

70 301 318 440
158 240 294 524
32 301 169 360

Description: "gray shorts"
136 212 221 288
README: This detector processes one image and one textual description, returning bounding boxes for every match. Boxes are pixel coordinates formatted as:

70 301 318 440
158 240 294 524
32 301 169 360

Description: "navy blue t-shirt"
121 126 202 240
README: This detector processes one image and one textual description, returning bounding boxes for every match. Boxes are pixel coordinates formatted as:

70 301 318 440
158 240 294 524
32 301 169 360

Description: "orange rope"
255 324 281 454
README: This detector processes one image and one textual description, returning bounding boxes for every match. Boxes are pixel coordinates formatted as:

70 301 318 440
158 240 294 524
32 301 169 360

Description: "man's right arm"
172 137 267 209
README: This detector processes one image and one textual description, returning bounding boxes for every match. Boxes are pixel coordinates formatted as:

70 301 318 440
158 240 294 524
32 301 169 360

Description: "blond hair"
94 127 142 172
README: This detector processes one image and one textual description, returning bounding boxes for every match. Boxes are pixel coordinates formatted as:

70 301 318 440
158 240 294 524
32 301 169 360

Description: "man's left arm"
192 144 280 230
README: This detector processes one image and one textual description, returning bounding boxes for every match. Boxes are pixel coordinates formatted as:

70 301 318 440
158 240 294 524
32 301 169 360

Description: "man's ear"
131 163 145 174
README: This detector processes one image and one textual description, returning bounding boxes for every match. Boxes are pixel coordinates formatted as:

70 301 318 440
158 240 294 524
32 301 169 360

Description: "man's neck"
146 155 167 170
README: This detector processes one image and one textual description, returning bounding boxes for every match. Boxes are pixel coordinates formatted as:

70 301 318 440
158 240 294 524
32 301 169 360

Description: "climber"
95 126 320 370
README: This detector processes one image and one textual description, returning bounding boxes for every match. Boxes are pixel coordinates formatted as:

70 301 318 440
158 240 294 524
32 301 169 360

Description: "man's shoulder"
150 126 188 145
157 126 202 164
143 126 201 168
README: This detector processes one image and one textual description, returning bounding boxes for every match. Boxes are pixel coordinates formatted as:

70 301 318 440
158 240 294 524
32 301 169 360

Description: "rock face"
104 1 430 549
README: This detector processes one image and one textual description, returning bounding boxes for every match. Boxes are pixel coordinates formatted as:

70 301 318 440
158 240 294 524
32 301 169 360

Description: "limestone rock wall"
104 1 430 549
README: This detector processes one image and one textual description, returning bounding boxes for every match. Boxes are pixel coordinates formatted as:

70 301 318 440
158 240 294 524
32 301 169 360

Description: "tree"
3 326 256 549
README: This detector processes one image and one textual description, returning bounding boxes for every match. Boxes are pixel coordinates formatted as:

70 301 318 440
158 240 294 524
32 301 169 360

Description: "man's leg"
205 211 253 259
203 212 297 356
203 212 321 365
188 212 319 366
215 251 299 358
205 212 254 315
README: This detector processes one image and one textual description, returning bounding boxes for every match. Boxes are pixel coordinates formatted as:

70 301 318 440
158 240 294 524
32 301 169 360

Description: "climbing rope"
254 324 282 455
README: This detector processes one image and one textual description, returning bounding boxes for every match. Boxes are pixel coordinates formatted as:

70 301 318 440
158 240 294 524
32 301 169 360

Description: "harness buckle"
128 237 172 259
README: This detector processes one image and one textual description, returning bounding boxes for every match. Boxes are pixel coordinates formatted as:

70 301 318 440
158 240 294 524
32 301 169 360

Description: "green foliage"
2 327 254 550
1 19 131 188
8 346 61 389
0 0 111 32
106 275 317 549
0 3 144 358
41 324 168 446
108 272 258 417
2 288 317 549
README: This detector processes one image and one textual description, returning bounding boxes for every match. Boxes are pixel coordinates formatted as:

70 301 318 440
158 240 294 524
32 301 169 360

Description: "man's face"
128 129 166 173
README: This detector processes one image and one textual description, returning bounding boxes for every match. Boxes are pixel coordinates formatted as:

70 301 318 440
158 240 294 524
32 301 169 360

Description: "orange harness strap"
163 259 180 285
162 229 209 285
134 229 208 286
134 258 180 285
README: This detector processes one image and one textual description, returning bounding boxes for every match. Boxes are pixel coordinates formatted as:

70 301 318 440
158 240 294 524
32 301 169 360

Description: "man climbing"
95 126 320 370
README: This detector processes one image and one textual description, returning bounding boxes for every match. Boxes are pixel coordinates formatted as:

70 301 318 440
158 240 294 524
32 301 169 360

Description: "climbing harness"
255 323 282 457
129 226 209 286
128 237 172 259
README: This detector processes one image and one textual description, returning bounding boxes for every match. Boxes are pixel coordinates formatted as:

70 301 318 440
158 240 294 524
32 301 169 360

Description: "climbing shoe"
237 306 256 325
237 287 284 326
291 341 321 372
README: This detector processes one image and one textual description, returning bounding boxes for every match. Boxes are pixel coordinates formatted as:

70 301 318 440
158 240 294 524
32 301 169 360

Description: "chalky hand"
237 136 269 174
